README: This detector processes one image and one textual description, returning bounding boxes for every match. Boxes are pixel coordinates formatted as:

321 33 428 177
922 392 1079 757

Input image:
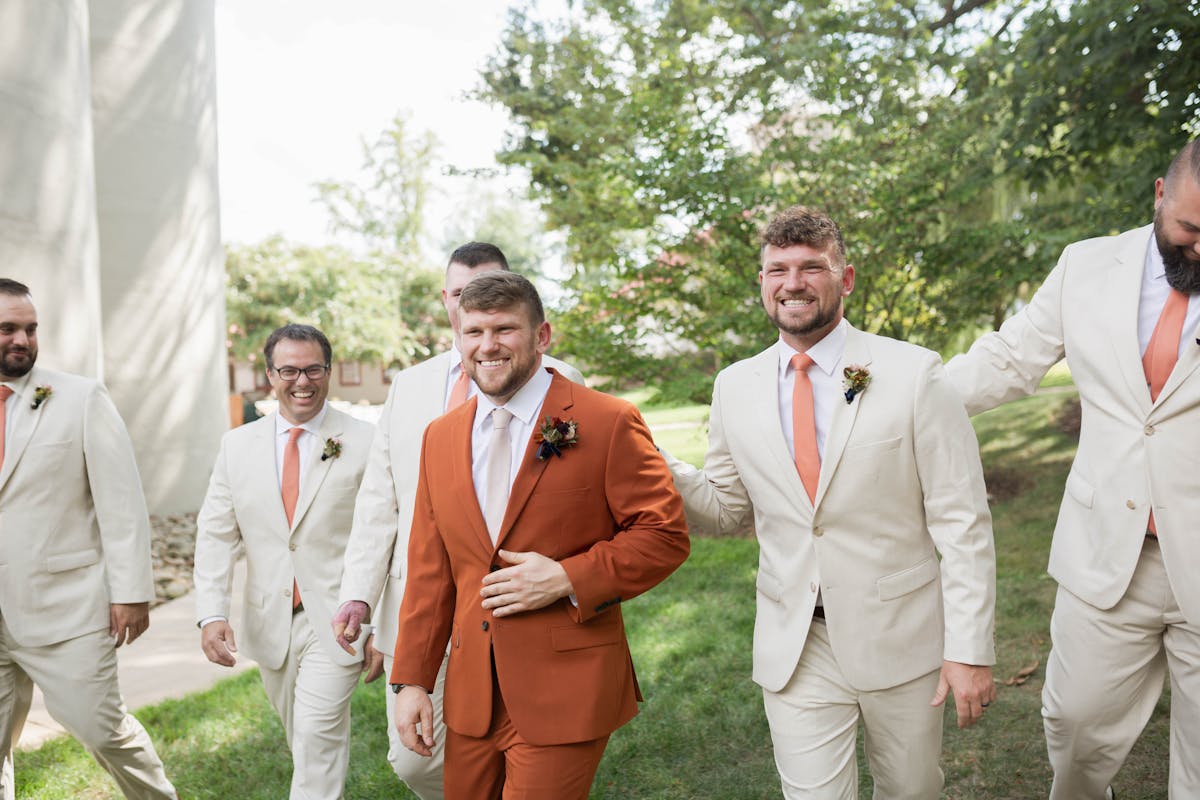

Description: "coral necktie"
791 354 820 504
0 385 12 472
447 369 470 411
1141 288 1189 535
282 426 303 608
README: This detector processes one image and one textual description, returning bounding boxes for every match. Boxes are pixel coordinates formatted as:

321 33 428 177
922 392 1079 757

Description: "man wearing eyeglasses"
193 324 375 799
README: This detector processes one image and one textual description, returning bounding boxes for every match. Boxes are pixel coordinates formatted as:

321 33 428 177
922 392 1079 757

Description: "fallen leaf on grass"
1004 658 1040 686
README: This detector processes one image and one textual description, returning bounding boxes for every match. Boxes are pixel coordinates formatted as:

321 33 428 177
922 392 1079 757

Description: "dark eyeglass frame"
271 364 330 381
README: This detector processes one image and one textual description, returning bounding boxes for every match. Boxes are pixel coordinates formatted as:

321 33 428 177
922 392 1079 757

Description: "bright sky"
214 1 538 251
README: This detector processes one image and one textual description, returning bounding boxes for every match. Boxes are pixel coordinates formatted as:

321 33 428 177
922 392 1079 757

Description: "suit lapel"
254 416 291 535
1155 298 1200 408
814 327 870 508
289 409 339 532
1106 229 1155 412
454 398 495 557
0 368 48 493
748 348 810 508
494 375 570 549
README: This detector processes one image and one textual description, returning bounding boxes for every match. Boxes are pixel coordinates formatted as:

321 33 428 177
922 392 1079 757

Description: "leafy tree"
479 0 1198 400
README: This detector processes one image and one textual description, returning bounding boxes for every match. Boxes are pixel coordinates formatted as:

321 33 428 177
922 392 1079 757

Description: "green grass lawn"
14 384 1171 798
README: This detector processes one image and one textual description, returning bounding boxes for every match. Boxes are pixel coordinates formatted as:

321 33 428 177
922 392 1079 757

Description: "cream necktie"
483 408 514 543
791 353 820 504
282 427 303 608
0 385 12 473
447 369 470 411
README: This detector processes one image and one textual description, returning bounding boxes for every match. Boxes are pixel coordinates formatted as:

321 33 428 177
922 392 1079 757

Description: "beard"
1156 208 1200 293
766 299 842 339
0 344 36 378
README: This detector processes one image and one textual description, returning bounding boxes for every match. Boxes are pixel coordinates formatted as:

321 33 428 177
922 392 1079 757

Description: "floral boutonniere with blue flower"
535 416 579 461
31 385 52 410
842 365 871 404
321 437 342 461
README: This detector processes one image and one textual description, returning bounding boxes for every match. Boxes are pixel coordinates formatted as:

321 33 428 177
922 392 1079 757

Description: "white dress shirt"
776 318 849 462
470 363 553 522
274 404 329 492
1138 235 1200 359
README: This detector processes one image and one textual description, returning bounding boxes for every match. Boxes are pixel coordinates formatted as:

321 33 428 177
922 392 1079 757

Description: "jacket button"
810 582 817 593
481 621 489 631
1126 500 1136 510
288 543 297 551
1144 424 1156 436
813 526 824 537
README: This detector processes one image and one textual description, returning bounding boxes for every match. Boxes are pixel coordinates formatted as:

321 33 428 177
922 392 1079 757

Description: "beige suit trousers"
0 620 175 799
1044 536 1200 799
384 650 448 800
0 668 31 800
762 620 944 800
258 610 361 800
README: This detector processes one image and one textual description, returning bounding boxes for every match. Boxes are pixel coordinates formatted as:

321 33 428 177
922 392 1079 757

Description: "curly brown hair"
760 205 846 266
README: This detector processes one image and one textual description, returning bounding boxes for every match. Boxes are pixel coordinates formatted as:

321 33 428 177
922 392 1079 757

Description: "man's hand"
480 549 574 617
931 660 996 729
395 685 435 756
200 619 239 667
332 600 370 655
361 635 385 683
109 602 150 648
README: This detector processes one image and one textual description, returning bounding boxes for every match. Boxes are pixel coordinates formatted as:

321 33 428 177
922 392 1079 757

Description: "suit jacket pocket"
756 567 783 603
45 548 100 573
844 435 903 457
551 616 622 651
1065 470 1094 509
876 557 939 601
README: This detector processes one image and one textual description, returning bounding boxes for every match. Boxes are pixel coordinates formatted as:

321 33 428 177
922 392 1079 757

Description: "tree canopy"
479 0 1199 400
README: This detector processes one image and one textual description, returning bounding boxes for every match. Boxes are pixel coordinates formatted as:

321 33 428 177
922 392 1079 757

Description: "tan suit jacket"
947 224 1200 620
338 350 583 656
389 370 689 745
0 366 154 647
194 406 374 669
667 325 996 693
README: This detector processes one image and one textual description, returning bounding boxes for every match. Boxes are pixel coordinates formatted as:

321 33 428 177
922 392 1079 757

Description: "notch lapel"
1154 306 1200 408
1106 229 1155 412
814 328 870 508
254 416 291 535
494 376 571 549
749 348 812 509
455 399 496 557
0 368 48 494
289 409 340 532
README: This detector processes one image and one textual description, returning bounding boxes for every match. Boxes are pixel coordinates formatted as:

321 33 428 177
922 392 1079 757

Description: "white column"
88 0 226 513
0 0 103 377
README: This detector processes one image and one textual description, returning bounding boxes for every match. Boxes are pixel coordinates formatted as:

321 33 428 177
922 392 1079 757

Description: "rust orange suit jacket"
390 369 690 746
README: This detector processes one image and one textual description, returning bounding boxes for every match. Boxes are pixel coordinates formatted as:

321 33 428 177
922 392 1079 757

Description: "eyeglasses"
271 364 329 381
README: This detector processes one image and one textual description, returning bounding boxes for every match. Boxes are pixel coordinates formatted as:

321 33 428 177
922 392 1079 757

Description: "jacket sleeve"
83 382 155 605
192 435 242 622
946 249 1069 415
561 403 691 622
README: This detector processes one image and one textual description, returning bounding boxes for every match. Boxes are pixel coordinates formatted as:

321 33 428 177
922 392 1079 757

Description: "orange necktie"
791 353 820 504
447 369 470 411
1141 288 1188 535
0 385 12 472
282 427 303 609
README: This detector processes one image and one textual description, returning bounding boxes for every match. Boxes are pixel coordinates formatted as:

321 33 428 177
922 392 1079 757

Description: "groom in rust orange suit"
390 271 689 799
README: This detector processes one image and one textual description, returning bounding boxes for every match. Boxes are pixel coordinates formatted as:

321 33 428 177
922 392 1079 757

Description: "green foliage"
226 114 448 368
225 237 444 368
479 0 1198 401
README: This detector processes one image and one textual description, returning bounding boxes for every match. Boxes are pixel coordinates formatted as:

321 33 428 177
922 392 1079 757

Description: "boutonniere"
842 365 871 404
31 385 52 409
535 416 579 460
321 437 342 461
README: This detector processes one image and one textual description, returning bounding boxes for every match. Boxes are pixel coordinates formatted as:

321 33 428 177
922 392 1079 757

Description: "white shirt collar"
0 370 33 398
775 317 849 377
1146 232 1166 281
275 403 328 437
474 361 552 430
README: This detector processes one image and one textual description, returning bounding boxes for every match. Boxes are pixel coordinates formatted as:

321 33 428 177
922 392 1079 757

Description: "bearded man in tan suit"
948 141 1200 800
194 324 375 800
0 279 176 800
662 207 997 799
